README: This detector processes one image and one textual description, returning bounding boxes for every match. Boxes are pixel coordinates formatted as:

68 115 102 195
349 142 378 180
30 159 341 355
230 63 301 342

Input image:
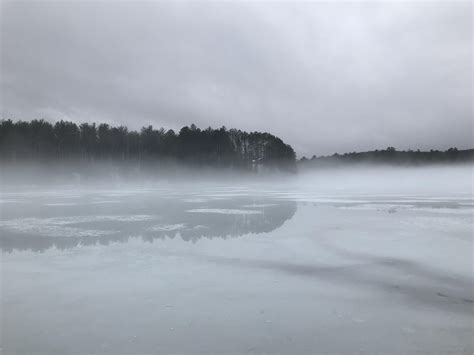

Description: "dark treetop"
0 119 296 173
299 147 474 168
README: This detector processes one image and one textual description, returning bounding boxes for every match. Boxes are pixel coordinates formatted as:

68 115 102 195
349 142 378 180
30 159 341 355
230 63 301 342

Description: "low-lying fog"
1 165 473 354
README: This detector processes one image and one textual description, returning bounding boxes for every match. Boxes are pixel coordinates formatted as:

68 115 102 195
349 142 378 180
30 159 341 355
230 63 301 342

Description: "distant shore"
298 147 474 169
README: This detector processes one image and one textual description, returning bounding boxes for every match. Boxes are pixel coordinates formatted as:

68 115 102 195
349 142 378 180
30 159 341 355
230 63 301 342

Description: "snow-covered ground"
1 167 473 354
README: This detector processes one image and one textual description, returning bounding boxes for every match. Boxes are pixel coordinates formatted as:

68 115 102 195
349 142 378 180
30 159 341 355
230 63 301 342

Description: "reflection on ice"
0 192 297 252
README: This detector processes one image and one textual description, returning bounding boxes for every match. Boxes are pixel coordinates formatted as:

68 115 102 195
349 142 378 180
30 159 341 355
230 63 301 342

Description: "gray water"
1 168 473 354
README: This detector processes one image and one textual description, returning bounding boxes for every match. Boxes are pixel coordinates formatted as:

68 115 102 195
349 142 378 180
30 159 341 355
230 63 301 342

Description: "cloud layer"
1 1 472 156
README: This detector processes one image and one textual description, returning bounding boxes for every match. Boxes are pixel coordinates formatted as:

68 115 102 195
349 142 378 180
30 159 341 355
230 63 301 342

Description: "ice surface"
1 167 473 355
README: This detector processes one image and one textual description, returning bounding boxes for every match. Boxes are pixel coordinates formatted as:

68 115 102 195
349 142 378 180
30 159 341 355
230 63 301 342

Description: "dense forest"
299 147 474 168
0 119 296 172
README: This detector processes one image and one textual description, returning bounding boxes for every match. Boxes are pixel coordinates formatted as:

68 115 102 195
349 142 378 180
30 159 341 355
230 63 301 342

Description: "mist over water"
2 0 472 352
1 165 473 354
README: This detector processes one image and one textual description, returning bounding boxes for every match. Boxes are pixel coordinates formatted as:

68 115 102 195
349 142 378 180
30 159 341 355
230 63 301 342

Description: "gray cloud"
1 1 472 156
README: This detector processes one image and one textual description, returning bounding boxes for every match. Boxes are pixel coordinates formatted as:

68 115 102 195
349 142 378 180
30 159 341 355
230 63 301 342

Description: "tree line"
0 119 296 172
299 146 474 167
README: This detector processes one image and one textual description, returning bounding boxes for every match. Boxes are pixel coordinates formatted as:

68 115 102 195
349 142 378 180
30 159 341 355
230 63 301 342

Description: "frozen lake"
1 168 473 354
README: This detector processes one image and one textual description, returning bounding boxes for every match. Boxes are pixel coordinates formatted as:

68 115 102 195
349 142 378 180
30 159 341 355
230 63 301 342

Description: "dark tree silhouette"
298 146 474 168
0 119 296 172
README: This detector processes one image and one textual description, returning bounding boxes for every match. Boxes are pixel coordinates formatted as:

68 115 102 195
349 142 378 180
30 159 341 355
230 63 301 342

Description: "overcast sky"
1 1 472 156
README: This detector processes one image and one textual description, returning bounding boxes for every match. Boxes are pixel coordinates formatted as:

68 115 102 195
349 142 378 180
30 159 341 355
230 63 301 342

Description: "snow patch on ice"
148 224 186 232
242 204 277 208
0 199 28 204
43 203 79 206
0 218 115 238
182 198 208 203
0 215 157 237
192 225 209 230
412 207 473 215
186 208 262 215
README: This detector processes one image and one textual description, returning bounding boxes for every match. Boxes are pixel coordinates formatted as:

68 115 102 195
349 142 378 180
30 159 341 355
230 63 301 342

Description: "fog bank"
1 163 472 197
